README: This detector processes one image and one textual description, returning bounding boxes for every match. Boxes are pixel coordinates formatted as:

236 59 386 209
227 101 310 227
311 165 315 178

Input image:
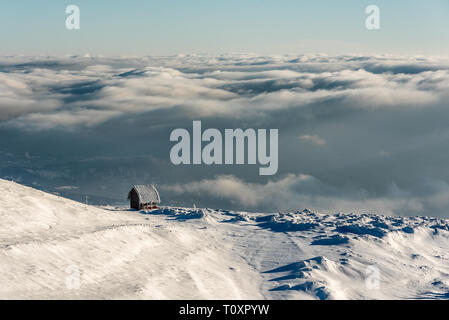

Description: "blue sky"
0 0 448 55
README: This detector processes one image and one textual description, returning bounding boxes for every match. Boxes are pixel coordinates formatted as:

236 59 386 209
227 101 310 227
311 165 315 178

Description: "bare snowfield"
1 179 449 299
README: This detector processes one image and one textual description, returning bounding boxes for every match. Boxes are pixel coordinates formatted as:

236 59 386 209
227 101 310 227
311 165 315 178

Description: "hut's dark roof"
129 184 160 204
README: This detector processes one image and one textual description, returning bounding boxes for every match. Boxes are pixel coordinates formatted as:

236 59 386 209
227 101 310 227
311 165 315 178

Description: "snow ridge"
1 179 449 299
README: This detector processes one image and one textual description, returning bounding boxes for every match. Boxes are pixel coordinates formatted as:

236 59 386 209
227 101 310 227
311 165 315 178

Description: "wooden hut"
128 184 161 210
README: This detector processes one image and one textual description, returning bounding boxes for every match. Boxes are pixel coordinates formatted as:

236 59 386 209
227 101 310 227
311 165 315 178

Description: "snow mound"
1 179 449 299
234 209 449 243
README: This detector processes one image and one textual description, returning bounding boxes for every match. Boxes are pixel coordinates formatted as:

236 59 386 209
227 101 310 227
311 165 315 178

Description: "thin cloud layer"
162 174 424 215
299 134 326 146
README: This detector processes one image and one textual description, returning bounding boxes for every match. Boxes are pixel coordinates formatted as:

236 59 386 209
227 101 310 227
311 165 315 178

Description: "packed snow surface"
1 179 449 299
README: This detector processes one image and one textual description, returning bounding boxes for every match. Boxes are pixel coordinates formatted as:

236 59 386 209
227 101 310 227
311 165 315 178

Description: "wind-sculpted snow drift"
1 179 449 299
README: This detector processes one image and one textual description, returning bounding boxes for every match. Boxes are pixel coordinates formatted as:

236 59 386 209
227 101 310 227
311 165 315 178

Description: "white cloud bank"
1 54 449 130
162 174 444 216
2 54 449 217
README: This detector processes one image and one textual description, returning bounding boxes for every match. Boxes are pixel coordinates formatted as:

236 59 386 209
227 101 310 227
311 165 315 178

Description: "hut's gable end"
128 184 160 210
128 189 141 210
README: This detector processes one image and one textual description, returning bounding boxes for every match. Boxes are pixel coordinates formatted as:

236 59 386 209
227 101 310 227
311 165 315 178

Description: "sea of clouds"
1 53 449 216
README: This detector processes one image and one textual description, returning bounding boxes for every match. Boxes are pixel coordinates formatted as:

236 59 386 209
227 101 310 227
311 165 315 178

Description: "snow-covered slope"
1 179 449 299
